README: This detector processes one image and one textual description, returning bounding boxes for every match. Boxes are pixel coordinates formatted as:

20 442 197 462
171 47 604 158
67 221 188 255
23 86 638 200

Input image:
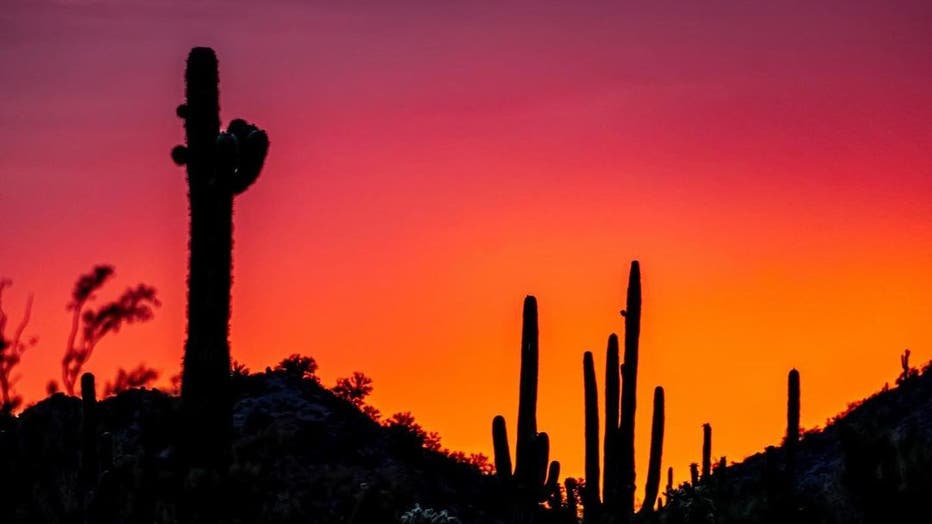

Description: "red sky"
2 0 932 504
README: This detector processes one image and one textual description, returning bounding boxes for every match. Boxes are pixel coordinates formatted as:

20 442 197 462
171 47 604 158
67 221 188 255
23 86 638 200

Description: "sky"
2 0 932 504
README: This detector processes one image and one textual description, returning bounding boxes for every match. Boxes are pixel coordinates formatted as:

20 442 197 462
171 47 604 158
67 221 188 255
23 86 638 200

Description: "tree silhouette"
104 363 160 396
333 371 374 407
275 353 319 381
61 265 160 395
0 279 36 412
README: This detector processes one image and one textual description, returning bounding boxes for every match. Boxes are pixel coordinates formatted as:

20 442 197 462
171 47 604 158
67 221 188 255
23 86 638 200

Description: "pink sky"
2 0 932 492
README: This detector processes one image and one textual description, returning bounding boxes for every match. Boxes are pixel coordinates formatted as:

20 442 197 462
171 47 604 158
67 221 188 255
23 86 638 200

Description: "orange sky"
2 0 932 505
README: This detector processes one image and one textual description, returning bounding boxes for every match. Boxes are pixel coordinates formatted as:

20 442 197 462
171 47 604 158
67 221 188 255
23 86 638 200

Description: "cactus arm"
492 415 513 481
640 386 665 513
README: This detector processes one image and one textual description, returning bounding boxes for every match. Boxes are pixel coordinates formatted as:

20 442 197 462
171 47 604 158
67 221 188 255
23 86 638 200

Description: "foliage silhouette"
275 353 320 382
104 364 160 396
61 265 160 395
0 278 35 412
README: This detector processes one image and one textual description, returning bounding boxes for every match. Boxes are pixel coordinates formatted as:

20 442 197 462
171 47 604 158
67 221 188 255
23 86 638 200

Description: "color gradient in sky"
2 0 932 499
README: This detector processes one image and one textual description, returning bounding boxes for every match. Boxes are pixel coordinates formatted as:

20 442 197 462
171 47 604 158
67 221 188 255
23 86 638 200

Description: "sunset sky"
2 0 932 501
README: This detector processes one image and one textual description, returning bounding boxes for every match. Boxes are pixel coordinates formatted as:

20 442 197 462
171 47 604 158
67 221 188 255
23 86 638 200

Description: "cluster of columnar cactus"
491 296 561 518
580 261 666 523
171 47 269 467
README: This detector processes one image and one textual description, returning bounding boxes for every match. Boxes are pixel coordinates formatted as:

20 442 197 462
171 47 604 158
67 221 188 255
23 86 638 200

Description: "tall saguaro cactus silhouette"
491 296 560 518
701 423 712 480
786 369 800 445
617 260 642 520
603 333 620 507
582 351 601 521
171 47 269 466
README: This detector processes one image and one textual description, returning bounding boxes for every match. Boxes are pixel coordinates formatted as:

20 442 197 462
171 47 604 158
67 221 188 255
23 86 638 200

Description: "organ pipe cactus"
171 47 269 467
640 386 665 514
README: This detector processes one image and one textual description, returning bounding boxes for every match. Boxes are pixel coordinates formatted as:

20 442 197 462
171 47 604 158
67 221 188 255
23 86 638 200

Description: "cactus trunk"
174 47 268 467
617 260 641 519
80 372 98 488
515 295 540 490
702 423 712 481
786 368 800 447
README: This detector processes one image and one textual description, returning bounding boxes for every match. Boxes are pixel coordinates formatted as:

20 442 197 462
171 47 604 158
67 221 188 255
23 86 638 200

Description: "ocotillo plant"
701 423 712 480
617 260 641 518
603 333 620 507
786 369 800 448
171 47 269 466
491 296 559 511
640 386 665 514
582 351 601 520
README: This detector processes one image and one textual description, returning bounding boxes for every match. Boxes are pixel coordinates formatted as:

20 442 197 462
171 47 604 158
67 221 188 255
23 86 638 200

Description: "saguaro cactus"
618 261 642 518
515 295 540 487
786 369 800 447
583 351 601 520
640 386 665 514
491 296 558 514
171 47 269 466
80 372 98 487
603 333 620 506
701 423 712 481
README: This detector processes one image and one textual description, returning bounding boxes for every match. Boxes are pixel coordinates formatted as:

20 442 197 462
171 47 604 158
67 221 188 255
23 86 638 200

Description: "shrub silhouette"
104 363 160 396
61 265 159 395
275 353 319 381
172 46 269 467
0 278 35 412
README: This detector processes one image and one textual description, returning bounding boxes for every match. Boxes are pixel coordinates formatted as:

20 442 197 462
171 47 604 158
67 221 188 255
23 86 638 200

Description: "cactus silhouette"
603 333 620 507
665 466 673 500
80 372 98 489
172 47 268 467
786 369 800 447
689 463 699 486
640 386 665 514
582 351 601 520
491 296 557 516
515 296 540 488
492 415 512 482
618 260 641 519
702 423 712 480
